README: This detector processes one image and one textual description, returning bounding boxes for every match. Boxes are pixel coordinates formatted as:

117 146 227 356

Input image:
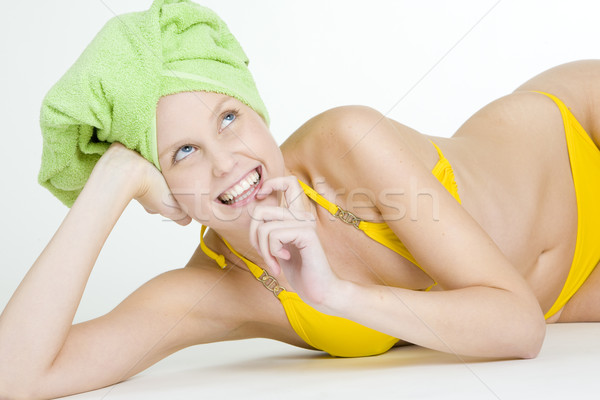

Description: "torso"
281 91 592 319
195 62 600 336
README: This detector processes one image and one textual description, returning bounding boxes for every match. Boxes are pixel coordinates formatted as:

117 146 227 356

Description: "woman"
1 0 599 398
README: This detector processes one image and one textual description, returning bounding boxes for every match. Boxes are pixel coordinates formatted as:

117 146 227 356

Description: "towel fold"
39 0 269 207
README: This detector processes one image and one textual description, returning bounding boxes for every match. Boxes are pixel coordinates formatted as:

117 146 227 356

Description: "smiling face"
156 91 284 230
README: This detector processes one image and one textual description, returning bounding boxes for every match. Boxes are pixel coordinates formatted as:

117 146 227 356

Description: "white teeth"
218 169 261 204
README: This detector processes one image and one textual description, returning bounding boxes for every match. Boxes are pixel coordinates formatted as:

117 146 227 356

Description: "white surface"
58 323 600 400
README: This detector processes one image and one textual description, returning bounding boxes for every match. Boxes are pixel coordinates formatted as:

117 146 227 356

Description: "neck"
213 226 266 269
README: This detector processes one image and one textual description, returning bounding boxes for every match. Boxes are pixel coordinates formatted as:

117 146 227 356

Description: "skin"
1 60 599 399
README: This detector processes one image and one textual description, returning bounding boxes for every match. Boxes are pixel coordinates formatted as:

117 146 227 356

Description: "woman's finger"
249 205 288 250
255 219 316 276
257 176 307 217
266 225 316 261
249 205 314 250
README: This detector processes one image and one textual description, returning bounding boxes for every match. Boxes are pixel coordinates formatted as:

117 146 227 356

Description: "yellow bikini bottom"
533 91 600 319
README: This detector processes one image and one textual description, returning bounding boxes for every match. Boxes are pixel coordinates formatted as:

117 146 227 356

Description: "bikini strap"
429 139 444 159
298 180 364 230
199 225 286 297
297 140 449 228
199 180 363 296
200 225 227 269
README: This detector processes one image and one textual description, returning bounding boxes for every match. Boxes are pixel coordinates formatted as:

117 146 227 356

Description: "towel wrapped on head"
39 0 269 207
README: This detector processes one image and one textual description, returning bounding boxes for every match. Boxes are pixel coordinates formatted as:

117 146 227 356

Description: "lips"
217 167 262 205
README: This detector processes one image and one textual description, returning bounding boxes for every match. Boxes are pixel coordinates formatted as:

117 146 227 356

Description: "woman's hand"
92 142 191 226
249 176 342 308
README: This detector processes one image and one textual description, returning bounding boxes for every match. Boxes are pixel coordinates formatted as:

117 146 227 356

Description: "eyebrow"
158 95 233 160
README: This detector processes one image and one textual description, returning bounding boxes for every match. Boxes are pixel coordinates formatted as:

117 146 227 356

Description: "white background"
1 0 600 332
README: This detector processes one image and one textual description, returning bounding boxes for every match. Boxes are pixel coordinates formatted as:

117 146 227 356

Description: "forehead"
156 91 238 139
156 91 236 121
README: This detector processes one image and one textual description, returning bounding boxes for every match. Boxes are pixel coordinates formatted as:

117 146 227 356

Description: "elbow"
0 386 38 400
0 387 30 400
523 326 546 360
514 312 546 359
0 376 50 400
0 389 48 400
489 304 546 359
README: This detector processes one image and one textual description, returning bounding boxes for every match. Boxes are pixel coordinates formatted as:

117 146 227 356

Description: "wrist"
320 279 358 318
78 161 145 215
88 150 147 200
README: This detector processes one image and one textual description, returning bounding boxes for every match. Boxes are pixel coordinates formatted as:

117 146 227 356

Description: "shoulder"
282 105 386 157
282 105 429 188
515 59 600 146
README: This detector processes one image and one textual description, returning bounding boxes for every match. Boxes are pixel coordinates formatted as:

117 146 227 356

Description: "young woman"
1 1 599 399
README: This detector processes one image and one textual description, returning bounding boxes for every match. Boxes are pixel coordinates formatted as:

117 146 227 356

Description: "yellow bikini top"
200 141 461 357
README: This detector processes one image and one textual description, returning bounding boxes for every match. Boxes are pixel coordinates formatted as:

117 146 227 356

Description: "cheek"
176 191 246 224
163 170 228 223
251 131 283 165
265 142 285 173
163 170 204 204
163 171 187 193
170 183 214 223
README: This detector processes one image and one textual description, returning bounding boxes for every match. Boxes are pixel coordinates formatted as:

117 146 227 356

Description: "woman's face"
156 91 284 230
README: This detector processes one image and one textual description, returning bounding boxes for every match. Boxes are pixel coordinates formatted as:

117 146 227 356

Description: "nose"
209 145 237 177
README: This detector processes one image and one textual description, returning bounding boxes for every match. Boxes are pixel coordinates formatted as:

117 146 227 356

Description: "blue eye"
173 145 195 162
220 112 236 130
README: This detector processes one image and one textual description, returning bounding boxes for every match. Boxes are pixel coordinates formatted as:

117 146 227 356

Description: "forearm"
0 166 137 381
328 282 546 358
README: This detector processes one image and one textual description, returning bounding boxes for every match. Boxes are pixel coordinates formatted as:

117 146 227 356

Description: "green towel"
39 0 269 207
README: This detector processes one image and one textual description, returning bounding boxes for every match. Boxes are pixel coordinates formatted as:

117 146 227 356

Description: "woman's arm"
252 176 545 359
0 143 192 399
252 107 545 359
327 107 546 358
327 278 544 358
